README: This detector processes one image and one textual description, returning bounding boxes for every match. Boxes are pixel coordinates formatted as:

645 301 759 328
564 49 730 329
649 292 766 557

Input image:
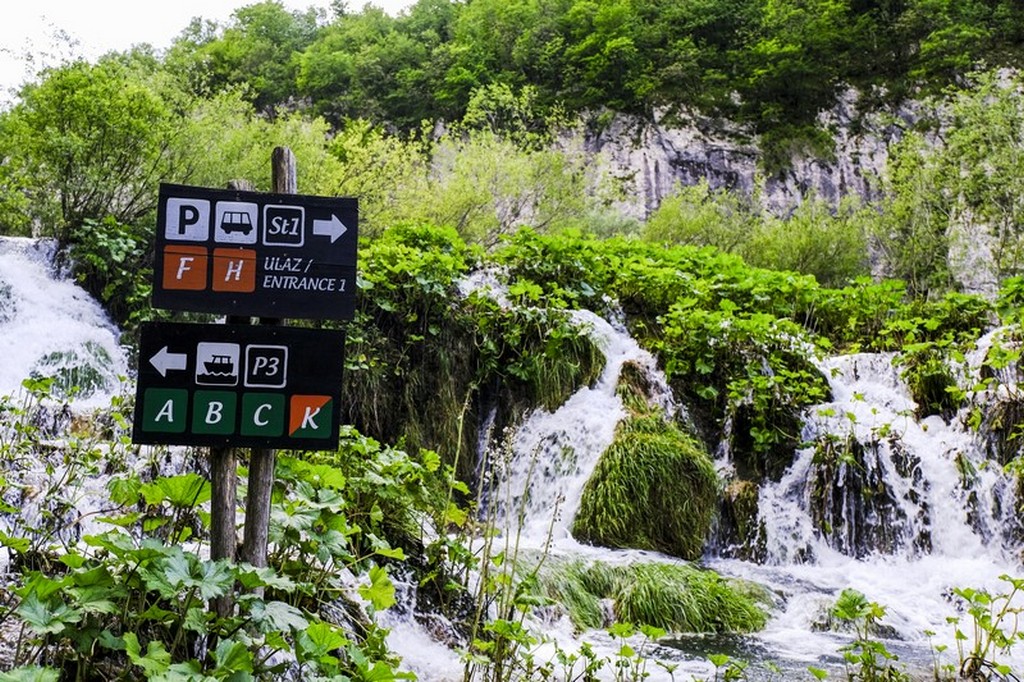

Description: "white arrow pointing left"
312 214 349 243
150 346 188 377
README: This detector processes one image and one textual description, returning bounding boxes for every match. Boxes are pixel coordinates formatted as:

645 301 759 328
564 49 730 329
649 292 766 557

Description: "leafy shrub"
69 216 154 328
741 197 871 288
892 340 965 419
832 589 909 681
642 180 758 254
655 302 829 478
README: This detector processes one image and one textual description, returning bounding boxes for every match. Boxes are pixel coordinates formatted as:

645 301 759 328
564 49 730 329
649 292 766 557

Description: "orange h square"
212 248 257 293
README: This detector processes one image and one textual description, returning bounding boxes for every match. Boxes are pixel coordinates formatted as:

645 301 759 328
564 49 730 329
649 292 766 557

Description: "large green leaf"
17 593 80 635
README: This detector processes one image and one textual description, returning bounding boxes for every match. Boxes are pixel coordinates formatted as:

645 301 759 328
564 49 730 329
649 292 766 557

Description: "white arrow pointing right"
312 214 349 243
150 346 188 377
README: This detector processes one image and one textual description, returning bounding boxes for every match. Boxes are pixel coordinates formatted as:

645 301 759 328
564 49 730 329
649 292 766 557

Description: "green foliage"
892 339 965 419
948 575 1024 680
572 412 718 560
2 0 1018 204
656 302 828 477
642 180 759 254
643 185 870 288
169 0 1024 159
741 196 871 288
831 589 909 681
344 223 604 479
538 559 768 634
172 1 321 112
878 70 1024 295
0 56 181 242
295 5 444 128
323 119 429 239
69 216 153 326
0 384 425 681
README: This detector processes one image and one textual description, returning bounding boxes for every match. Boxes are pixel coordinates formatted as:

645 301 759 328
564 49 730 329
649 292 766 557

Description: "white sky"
0 0 416 105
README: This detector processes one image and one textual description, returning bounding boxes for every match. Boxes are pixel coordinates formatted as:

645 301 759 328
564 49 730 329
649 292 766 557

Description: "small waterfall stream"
711 346 1024 673
0 236 127 404
488 308 674 546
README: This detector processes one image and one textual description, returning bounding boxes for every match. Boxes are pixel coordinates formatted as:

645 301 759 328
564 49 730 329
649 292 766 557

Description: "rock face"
581 91 911 220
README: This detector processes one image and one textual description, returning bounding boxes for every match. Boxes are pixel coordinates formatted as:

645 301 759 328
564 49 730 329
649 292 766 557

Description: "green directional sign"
132 322 344 450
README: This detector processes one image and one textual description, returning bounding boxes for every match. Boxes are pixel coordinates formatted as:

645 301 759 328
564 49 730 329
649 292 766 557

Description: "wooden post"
240 147 295 570
209 178 255 617
209 442 237 618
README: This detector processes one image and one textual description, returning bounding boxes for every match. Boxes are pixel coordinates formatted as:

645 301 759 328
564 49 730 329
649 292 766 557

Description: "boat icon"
196 343 240 386
204 354 235 375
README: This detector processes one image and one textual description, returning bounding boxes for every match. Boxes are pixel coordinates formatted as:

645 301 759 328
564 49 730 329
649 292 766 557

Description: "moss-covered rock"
718 479 765 560
571 411 718 560
538 559 768 634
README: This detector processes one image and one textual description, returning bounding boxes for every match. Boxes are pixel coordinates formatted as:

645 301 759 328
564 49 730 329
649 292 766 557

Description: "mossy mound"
571 412 718 560
538 559 768 634
718 479 765 560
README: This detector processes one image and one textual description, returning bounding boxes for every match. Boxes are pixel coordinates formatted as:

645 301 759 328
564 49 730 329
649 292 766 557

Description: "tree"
642 180 759 253
940 71 1024 287
170 1 322 112
297 6 441 127
0 55 181 244
742 195 870 287
875 130 953 297
878 70 1024 296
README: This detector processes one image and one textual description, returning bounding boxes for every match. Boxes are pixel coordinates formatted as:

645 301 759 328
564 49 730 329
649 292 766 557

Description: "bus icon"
215 201 258 244
222 211 253 235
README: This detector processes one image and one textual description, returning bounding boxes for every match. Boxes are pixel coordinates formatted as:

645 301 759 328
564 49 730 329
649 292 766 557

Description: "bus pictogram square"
214 201 258 244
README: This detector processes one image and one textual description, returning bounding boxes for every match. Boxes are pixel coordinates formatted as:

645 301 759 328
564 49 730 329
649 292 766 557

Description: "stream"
3 240 1023 681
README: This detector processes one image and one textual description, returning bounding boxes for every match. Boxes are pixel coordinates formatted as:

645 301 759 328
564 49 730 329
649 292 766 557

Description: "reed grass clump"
539 559 768 634
571 413 718 560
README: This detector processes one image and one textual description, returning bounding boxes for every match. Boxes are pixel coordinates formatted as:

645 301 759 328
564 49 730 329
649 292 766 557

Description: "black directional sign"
153 183 357 320
132 322 345 450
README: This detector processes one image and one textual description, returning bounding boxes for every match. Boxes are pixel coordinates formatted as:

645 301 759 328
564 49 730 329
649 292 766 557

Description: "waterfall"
476 299 1024 676
486 308 674 546
714 342 1024 670
756 349 1020 564
0 236 128 404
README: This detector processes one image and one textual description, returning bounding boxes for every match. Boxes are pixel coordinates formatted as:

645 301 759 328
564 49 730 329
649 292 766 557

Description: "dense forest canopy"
165 0 1024 134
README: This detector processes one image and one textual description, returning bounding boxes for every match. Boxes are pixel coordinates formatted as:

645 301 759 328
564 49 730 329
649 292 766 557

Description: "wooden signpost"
132 148 357 614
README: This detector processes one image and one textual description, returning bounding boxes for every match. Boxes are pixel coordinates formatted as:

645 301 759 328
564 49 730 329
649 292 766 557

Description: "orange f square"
163 245 208 290
212 248 257 293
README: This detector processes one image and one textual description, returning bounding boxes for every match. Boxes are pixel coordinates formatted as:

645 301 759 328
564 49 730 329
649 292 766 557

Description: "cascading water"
0 236 136 575
467 299 1024 679
711 343 1024 673
0 236 128 404
487 308 675 546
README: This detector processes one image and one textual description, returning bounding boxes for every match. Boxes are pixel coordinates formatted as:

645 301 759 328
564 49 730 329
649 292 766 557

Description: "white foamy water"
490 308 673 545
0 236 127 404
713 345 1024 674
472 304 1024 680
